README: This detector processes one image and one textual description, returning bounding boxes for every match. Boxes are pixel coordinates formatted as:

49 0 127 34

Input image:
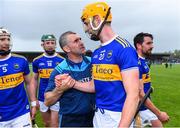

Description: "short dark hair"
59 31 76 50
133 32 153 49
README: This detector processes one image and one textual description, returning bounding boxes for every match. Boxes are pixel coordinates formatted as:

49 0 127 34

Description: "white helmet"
0 27 11 37
0 27 12 56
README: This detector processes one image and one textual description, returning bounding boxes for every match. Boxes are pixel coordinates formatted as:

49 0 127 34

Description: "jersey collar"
101 35 118 46
43 53 57 58
0 53 11 61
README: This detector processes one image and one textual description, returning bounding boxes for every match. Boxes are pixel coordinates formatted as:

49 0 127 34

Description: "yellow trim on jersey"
115 37 130 48
38 68 53 78
11 53 27 60
92 64 122 81
57 54 64 59
33 53 44 62
0 72 24 90
142 73 151 83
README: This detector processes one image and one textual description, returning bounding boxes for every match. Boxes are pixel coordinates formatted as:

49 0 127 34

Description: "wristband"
31 101 37 107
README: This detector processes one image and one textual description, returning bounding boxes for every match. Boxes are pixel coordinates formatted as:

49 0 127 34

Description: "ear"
41 42 44 47
63 45 70 53
137 43 142 49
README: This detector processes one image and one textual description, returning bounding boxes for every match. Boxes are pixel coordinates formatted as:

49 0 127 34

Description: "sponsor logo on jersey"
92 64 122 81
0 72 24 90
38 68 53 78
142 72 151 83
39 63 45 66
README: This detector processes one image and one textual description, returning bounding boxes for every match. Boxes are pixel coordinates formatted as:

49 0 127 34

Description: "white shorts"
0 112 32 128
93 108 134 128
139 109 158 123
39 101 59 112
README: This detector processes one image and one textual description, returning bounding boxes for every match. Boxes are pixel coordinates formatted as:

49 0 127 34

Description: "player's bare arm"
118 68 140 127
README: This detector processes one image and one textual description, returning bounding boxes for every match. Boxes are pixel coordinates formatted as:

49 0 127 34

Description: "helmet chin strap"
90 7 111 41
0 50 11 56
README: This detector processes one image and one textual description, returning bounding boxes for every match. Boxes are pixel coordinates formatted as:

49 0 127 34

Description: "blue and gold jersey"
0 53 30 121
32 53 64 101
92 36 139 112
138 56 151 110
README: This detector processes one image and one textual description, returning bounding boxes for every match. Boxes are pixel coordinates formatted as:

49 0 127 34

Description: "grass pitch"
35 64 180 127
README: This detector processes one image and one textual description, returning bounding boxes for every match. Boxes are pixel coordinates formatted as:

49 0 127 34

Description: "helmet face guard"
0 28 12 56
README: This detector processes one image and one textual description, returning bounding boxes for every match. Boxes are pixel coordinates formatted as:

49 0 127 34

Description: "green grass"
34 64 180 127
150 64 180 127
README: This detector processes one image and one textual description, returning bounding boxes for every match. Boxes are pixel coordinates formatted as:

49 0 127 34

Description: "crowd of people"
0 2 169 128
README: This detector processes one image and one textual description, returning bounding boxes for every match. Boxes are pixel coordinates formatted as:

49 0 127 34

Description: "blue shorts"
59 112 94 127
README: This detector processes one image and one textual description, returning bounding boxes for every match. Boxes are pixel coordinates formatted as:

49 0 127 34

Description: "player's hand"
158 111 169 123
55 74 69 88
30 106 37 120
55 75 76 92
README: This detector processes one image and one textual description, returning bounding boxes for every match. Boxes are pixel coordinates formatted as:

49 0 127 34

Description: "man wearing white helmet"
55 2 140 127
31 34 64 127
0 27 37 127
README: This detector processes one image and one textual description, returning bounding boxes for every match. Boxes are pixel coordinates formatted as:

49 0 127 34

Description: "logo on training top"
0 72 24 90
56 62 60 65
92 64 122 81
14 63 20 70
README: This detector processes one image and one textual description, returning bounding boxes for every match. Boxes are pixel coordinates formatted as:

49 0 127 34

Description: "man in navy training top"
44 31 95 127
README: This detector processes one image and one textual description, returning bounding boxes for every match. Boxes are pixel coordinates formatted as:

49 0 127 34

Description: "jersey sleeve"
23 59 30 75
32 60 38 73
117 47 139 71
138 60 143 79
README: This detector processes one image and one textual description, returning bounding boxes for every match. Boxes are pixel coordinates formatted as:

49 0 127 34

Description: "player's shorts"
139 109 158 123
39 101 59 112
0 112 32 128
93 108 134 128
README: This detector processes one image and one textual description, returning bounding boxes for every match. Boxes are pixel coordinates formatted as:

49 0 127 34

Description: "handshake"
55 74 76 93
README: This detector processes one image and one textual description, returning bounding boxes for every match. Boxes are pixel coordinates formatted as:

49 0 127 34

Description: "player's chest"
92 49 116 64
0 62 23 76
37 59 59 69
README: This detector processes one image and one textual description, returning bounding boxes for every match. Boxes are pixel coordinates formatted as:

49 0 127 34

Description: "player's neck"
0 53 11 60
137 51 146 58
67 54 83 63
99 25 116 44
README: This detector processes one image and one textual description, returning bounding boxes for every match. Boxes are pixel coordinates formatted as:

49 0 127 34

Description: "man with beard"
0 27 36 127
134 32 169 127
31 34 64 127
44 31 95 127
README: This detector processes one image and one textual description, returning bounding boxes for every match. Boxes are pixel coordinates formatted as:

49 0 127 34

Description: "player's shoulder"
11 53 28 61
114 36 131 49
56 53 64 59
33 53 44 62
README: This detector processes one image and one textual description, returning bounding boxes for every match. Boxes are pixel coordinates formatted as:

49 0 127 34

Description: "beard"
0 49 11 56
45 50 55 56
143 49 152 57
